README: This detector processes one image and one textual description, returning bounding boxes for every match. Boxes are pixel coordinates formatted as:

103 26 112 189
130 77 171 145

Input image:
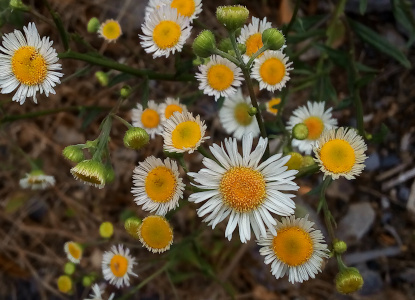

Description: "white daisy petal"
102 244 137 289
131 100 163 138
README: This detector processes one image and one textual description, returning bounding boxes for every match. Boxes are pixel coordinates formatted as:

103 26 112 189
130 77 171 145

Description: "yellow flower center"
153 20 181 49
11 46 47 86
141 109 160 129
171 120 201 149
57 276 72 293
233 102 253 126
170 0 196 17
101 20 122 41
259 57 285 85
28 177 45 184
110 254 129 277
140 216 173 250
304 116 324 140
272 226 313 267
220 167 266 212
267 97 281 114
245 33 263 57
320 139 356 174
74 172 103 185
145 166 177 203
67 242 82 260
207 64 234 91
165 104 183 119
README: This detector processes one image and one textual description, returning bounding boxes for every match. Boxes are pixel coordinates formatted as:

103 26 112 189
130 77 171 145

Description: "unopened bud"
9 0 29 11
285 152 303 170
87 17 100 33
333 239 347 254
57 275 72 294
123 127 150 150
193 30 216 58
99 221 114 238
301 155 316 168
95 71 109 87
216 5 249 31
120 85 132 98
262 28 285 50
124 217 142 239
218 38 233 52
63 145 84 163
248 107 257 116
64 262 76 275
105 166 115 183
292 123 309 140
335 267 364 294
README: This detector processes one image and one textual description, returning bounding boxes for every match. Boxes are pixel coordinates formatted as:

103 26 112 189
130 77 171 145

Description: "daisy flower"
265 97 281 115
19 170 55 190
196 55 243 100
257 215 329 283
169 0 202 22
251 50 292 92
162 111 209 154
102 244 137 288
219 88 260 140
138 215 174 253
0 22 63 104
158 97 187 122
64 241 83 264
131 100 163 138
140 6 192 58
237 17 272 63
132 156 185 215
84 284 103 300
144 0 169 18
313 127 367 180
286 101 338 155
188 133 299 243
98 19 122 42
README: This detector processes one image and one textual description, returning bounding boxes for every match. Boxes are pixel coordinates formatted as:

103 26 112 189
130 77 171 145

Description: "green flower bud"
9 0 29 11
95 71 109 87
64 262 76 275
87 17 100 33
216 5 249 31
105 166 115 183
248 107 257 116
193 30 216 58
335 267 364 294
237 43 246 54
124 217 142 239
82 275 93 287
285 152 303 170
99 221 114 238
218 38 233 52
63 145 84 163
123 127 150 150
57 275 72 294
292 123 309 140
70 160 107 189
301 155 316 168
262 28 285 50
120 85 132 98
333 239 348 254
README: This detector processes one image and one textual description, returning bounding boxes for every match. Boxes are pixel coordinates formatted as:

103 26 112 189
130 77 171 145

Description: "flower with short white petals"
188 133 299 243
19 170 55 190
102 244 137 288
131 100 163 138
98 19 122 42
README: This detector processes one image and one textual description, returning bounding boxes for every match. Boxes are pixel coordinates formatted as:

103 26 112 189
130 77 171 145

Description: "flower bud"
262 28 285 50
64 262 76 275
123 127 150 150
9 0 29 11
120 85 132 98
193 30 216 58
82 275 93 287
333 239 347 254
237 43 246 54
335 267 364 294
105 165 115 183
301 155 316 168
87 17 100 33
285 152 303 170
292 123 309 140
218 38 233 52
99 221 114 238
248 107 257 116
57 275 72 294
63 145 84 163
70 159 107 189
95 71 109 87
124 217 142 239
216 5 249 31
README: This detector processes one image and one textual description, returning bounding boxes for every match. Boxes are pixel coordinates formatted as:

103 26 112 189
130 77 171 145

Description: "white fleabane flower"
0 22 63 104
19 170 55 190
158 97 187 122
102 244 137 288
131 100 163 138
188 133 299 243
169 0 202 22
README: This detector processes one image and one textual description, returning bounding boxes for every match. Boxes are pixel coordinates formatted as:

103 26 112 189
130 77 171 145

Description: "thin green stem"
212 48 240 66
283 0 301 35
178 156 188 173
246 45 268 68
295 164 319 178
42 0 69 50
58 51 196 82
319 177 335 241
229 31 244 66
112 114 132 129
197 145 214 161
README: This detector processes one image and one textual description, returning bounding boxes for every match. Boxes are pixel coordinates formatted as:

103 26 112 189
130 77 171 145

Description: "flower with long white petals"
102 244 137 288
188 133 299 243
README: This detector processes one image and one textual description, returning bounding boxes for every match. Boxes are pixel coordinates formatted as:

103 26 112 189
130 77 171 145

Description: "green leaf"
313 73 337 103
355 62 378 73
359 0 368 15
314 44 349 68
355 74 376 89
391 0 415 46
348 18 411 68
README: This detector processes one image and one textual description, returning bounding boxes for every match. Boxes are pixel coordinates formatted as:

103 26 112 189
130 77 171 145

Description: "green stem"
295 164 319 178
320 177 335 241
246 45 268 68
42 0 69 50
92 116 112 161
197 145 214 161
283 0 301 35
212 48 240 66
58 51 196 82
112 114 132 129
178 156 188 173
229 31 244 66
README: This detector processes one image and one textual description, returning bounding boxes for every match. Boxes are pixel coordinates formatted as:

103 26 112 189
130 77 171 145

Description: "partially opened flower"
169 0 202 22
158 97 187 122
85 284 103 300
0 22 63 104
102 244 137 288
132 156 185 215
251 50 292 92
265 97 281 115
140 6 192 58
19 169 55 190
70 160 107 189
188 133 299 243
64 241 83 264
237 17 272 62
162 111 209 153
98 19 122 42
286 101 338 155
196 55 243 100
313 127 367 180
257 215 329 283
219 88 260 140
138 215 174 253
131 100 163 138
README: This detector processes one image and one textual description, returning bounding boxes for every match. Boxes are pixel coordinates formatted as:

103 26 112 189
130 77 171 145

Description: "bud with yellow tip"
335 267 364 294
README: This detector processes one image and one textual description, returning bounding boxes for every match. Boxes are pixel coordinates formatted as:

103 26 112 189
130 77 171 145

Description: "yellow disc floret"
101 20 122 41
145 166 177 203
67 242 82 260
171 0 196 17
220 167 266 212
245 33 263 57
11 46 47 86
165 104 183 119
139 215 173 252
259 58 285 85
207 64 234 91
171 120 201 149
141 109 160 128
57 275 72 293
153 21 181 49
272 226 313 267
110 254 129 277
320 139 356 174
304 116 324 140
267 97 281 115
233 102 253 126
